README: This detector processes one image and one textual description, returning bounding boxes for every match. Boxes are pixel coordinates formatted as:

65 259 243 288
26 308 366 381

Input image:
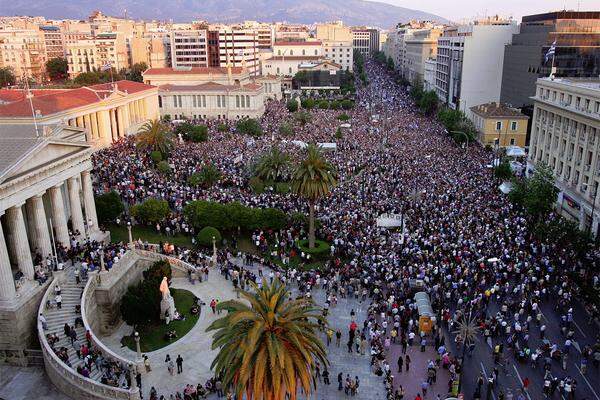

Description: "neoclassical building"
0 81 160 148
0 123 103 364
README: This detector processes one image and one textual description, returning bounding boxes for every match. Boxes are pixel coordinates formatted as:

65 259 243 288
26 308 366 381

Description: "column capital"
33 191 46 199
9 201 25 208
52 183 64 190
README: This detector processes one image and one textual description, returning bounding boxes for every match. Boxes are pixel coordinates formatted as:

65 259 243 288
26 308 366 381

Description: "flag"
545 41 556 63
100 62 112 72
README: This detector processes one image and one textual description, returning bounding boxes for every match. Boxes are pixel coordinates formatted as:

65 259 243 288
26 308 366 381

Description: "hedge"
184 200 287 231
296 239 331 258
131 199 170 224
236 118 263 137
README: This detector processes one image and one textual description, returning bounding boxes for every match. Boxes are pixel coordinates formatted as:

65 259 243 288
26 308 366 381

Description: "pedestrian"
176 354 183 373
405 354 411 372
323 368 330 385
336 329 342 347
338 372 343 391
397 355 403 372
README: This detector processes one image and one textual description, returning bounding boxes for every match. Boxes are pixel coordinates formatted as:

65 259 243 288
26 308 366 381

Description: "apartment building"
0 29 47 82
528 77 600 235
274 23 310 41
501 11 600 109
39 25 64 59
351 28 380 57
404 27 443 83
170 30 208 68
434 18 518 115
423 58 437 91
131 34 169 68
470 102 529 147
218 26 260 76
316 22 353 72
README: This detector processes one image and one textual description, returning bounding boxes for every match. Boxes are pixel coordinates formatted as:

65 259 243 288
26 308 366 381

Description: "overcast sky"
376 0 598 22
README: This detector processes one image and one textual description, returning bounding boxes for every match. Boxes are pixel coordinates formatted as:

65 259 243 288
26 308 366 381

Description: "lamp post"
134 331 142 360
127 221 133 248
212 235 217 266
99 246 106 272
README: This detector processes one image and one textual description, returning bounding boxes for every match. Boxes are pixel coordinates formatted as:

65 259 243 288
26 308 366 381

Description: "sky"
376 0 598 22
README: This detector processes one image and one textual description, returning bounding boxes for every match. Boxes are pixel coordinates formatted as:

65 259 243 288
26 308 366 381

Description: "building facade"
500 11 600 110
351 28 380 57
39 25 64 60
169 30 208 68
217 27 260 76
528 77 600 235
470 102 529 147
404 28 443 83
0 29 47 82
0 81 159 147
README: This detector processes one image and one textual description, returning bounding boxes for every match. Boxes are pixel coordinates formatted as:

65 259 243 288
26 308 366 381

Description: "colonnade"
0 169 98 301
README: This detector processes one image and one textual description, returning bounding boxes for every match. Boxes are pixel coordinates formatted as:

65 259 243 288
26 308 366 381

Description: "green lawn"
121 288 199 352
108 224 195 248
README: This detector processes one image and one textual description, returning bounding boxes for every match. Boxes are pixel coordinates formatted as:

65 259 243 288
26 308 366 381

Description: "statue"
159 277 176 324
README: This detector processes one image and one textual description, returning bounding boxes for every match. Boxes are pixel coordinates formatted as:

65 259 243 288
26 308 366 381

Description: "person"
323 368 330 385
39 313 48 330
168 359 175 375
336 329 342 347
144 355 152 372
176 354 183 374
397 355 403 372
405 354 411 372
55 293 62 309
338 372 343 391
326 328 334 346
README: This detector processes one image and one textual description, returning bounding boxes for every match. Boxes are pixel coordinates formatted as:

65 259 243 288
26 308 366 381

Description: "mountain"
2 0 448 28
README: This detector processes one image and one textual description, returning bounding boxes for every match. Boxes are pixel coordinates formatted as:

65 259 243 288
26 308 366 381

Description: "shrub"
317 100 329 109
150 151 163 164
275 182 291 194
286 99 299 112
131 199 170 224
95 191 124 223
197 226 221 247
189 125 208 142
257 208 287 230
341 99 354 110
301 98 315 109
296 239 330 259
236 118 263 137
330 100 340 110
217 123 228 132
337 113 350 121
187 164 221 188
157 160 171 174
293 111 312 125
494 161 513 181
279 122 294 137
120 261 172 326
249 176 265 194
335 127 343 139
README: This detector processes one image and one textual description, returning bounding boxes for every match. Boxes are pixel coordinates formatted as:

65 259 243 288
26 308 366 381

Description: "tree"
131 198 170 224
236 118 263 137
286 99 298 112
121 261 171 326
301 98 315 109
94 191 124 223
418 90 438 115
157 160 171 174
291 144 337 249
207 278 328 400
0 67 16 88
136 120 174 155
126 62 148 83
279 122 294 137
197 226 221 247
341 100 354 110
494 161 513 181
73 71 101 86
255 146 290 183
293 111 312 125
386 56 395 71
46 58 68 80
509 163 558 221
197 164 221 188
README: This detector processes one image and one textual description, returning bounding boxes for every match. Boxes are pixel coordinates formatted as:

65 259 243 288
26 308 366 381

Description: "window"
158 96 162 108
511 121 518 131
510 138 515 145
236 95 240 108
496 121 502 131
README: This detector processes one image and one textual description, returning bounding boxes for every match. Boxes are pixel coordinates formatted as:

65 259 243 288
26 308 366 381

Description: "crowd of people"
89 56 600 400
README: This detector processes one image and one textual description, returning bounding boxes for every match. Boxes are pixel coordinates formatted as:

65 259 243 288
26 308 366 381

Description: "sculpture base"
160 295 176 322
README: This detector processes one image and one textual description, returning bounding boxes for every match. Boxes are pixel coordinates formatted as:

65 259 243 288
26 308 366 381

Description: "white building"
217 27 260 76
404 28 443 83
169 30 208 68
423 58 437 91
263 41 327 77
528 77 600 236
322 41 353 72
434 18 518 114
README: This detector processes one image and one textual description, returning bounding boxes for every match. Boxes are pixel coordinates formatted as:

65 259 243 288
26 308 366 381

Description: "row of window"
538 86 600 113
160 94 253 109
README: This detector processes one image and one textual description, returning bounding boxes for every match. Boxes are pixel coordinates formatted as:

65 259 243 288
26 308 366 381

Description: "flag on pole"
545 41 556 63
101 62 112 71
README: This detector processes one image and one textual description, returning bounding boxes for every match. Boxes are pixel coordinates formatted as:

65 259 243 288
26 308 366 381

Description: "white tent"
499 181 513 194
506 146 527 157
319 142 337 151
340 123 351 128
376 214 403 228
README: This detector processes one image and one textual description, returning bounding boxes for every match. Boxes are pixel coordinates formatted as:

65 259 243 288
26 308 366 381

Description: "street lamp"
99 245 106 272
134 331 142 360
212 236 217 266
127 221 133 248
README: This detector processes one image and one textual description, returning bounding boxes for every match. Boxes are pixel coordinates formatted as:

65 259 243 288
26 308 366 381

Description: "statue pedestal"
160 295 176 322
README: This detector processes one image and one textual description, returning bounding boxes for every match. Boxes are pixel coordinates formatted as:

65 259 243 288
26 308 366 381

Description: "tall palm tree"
136 119 174 155
207 278 328 400
255 146 290 183
291 144 337 248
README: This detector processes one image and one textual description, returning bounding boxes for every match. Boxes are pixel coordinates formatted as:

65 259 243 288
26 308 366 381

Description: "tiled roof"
470 102 529 119
274 41 322 46
0 81 155 118
143 67 244 76
0 89 69 104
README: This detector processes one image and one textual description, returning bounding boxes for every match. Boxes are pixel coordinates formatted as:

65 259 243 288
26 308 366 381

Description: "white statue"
159 277 176 323
178 133 184 144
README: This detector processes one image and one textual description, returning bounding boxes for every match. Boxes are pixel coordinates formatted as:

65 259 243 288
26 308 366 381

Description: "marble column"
98 110 110 141
123 105 131 134
84 114 93 140
134 100 141 122
25 199 38 250
0 214 17 301
81 170 98 232
49 185 70 249
110 109 118 141
67 177 85 237
76 116 84 127
6 204 34 280
90 112 99 140
28 194 52 258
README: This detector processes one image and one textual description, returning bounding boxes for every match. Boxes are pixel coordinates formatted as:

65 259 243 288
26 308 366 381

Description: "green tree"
418 90 438 115
121 261 171 326
157 160 171 174
286 99 299 112
301 98 315 109
0 67 16 88
73 71 101 86
94 191 124 223
409 77 424 101
255 146 290 183
279 122 294 137
46 58 68 80
131 198 170 224
207 278 328 400
387 56 395 70
236 118 263 137
317 100 329 109
294 111 312 125
136 120 174 155
509 163 558 221
291 144 337 248
494 161 513 181
341 100 354 110
197 226 222 247
126 62 148 82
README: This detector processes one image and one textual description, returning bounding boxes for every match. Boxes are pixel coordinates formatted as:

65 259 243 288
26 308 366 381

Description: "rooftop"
470 102 529 118
158 82 262 92
268 56 323 61
538 77 600 92
0 81 155 118
273 41 322 46
143 67 244 76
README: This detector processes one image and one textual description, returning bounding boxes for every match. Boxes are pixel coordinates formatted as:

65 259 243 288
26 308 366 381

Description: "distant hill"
2 0 448 28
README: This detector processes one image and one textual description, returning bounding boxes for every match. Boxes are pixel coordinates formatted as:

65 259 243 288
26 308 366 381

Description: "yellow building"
470 102 529 147
0 29 47 82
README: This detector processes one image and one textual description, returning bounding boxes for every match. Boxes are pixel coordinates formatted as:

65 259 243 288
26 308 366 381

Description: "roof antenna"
24 75 40 138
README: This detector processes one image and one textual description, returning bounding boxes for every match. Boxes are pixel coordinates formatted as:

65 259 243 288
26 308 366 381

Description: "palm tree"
291 144 337 248
207 278 328 400
255 146 290 183
136 119 174 155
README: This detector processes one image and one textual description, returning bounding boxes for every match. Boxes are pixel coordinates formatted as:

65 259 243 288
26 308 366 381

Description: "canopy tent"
414 292 435 318
319 142 337 151
499 181 513 194
340 123 351 128
506 146 527 157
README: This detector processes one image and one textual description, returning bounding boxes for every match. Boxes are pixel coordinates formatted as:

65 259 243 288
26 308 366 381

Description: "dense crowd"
91 58 600 400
